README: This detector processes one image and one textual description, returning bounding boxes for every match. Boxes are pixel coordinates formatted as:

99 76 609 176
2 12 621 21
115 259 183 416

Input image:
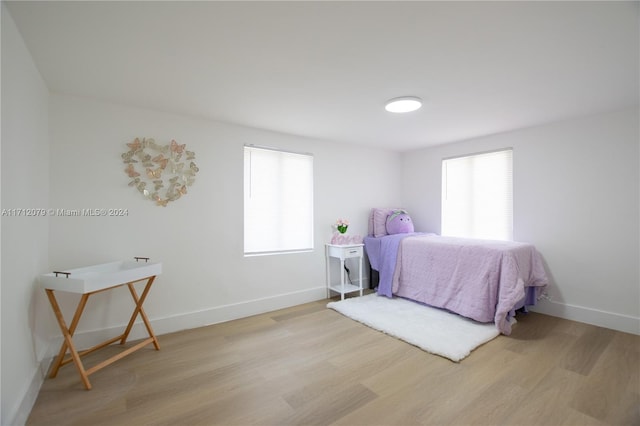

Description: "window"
441 149 513 241
244 145 314 255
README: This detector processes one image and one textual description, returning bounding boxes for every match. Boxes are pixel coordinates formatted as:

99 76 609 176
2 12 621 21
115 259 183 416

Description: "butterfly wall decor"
122 138 199 207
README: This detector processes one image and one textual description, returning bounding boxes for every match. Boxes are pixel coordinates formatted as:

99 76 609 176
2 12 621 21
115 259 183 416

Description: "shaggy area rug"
327 293 501 362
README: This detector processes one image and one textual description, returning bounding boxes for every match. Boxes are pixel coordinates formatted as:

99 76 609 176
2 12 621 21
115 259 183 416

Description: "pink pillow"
368 210 375 236
372 208 396 237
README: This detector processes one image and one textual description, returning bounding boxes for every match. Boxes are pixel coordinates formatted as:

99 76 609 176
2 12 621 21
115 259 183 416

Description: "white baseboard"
530 299 640 335
7 351 53 426
150 285 328 338
48 285 328 354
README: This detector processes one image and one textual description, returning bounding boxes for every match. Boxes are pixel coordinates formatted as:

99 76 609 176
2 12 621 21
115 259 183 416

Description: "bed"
364 209 548 335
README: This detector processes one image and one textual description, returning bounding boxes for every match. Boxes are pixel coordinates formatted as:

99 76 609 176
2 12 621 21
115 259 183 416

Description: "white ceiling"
6 1 639 152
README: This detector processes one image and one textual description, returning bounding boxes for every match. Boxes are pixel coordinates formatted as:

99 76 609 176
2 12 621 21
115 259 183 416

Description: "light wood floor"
27 297 639 426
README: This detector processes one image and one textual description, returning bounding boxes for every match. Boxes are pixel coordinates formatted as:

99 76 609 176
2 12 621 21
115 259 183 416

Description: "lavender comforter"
364 234 548 335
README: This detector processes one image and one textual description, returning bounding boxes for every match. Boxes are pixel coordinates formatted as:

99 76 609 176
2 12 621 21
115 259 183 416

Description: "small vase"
337 225 348 234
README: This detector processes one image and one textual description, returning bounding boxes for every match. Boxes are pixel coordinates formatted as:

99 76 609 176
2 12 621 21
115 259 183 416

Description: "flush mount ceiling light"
385 96 422 113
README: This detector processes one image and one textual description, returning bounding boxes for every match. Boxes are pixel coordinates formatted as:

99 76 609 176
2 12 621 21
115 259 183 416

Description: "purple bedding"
364 234 548 335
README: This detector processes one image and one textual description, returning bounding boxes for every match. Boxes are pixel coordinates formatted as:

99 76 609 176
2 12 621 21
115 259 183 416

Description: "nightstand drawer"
327 244 363 259
343 246 363 258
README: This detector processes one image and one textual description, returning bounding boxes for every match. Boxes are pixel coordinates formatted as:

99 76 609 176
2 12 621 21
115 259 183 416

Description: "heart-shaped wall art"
123 138 198 207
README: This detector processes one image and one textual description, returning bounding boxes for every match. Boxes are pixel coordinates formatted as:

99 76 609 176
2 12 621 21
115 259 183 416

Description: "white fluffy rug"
327 293 500 362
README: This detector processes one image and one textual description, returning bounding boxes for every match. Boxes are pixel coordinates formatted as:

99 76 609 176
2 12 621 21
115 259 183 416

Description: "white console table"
39 260 162 390
325 243 364 300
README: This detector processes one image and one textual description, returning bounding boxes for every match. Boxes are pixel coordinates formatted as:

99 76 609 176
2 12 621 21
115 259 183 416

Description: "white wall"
47 94 402 345
402 108 640 334
1 4 51 425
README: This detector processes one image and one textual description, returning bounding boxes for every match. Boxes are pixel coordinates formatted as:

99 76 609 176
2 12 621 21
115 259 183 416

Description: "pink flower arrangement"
335 218 349 234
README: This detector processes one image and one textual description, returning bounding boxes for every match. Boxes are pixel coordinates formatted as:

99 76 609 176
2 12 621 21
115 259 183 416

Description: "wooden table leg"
121 276 160 350
45 289 93 390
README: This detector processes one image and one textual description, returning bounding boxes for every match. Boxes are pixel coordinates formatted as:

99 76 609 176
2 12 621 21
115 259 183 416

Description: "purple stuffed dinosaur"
385 209 414 234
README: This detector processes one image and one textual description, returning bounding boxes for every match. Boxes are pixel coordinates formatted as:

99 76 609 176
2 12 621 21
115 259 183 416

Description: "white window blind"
441 149 513 241
244 145 314 255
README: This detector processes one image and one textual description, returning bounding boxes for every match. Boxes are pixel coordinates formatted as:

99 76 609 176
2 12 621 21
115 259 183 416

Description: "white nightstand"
325 243 364 300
